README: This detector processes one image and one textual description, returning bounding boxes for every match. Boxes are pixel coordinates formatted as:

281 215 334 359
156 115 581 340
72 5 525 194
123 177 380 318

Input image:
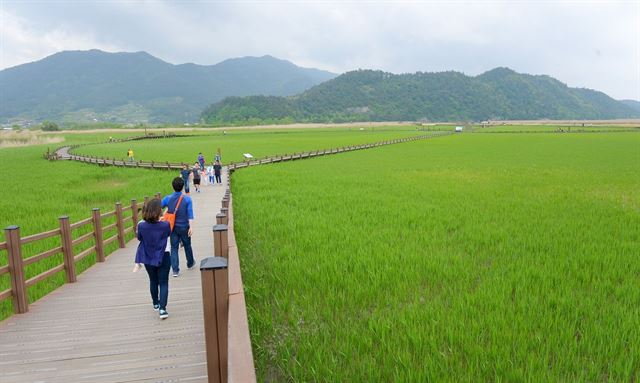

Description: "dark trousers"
170 226 195 273
215 174 221 183
144 252 171 310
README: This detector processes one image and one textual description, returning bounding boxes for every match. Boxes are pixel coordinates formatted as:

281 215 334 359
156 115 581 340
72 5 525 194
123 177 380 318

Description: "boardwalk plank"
0 174 228 383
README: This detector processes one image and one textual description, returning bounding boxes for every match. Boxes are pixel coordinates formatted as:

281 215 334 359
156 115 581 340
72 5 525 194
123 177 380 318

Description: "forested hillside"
202 68 639 124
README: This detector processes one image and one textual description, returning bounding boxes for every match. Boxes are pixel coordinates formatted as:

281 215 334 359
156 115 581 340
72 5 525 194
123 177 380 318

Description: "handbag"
162 194 183 231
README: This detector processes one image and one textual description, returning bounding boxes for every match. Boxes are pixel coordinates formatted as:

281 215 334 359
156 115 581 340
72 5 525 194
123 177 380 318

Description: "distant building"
455 126 464 132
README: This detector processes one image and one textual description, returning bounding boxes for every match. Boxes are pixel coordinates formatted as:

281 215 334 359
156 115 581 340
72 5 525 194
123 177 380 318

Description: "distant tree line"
201 68 639 125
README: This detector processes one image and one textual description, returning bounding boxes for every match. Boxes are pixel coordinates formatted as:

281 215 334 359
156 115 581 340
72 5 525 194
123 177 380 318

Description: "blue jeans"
144 252 170 310
170 226 194 273
182 177 190 193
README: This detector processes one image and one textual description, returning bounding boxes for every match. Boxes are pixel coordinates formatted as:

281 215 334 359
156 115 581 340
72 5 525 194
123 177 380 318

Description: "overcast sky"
1 0 638 100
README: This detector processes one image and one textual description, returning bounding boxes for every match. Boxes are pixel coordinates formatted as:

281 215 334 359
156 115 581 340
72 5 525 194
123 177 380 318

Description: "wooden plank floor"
0 172 228 383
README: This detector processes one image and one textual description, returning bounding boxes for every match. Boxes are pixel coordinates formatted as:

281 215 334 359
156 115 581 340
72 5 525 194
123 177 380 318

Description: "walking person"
197 152 205 172
162 177 195 277
214 160 222 185
127 148 135 162
192 163 202 193
134 199 171 319
206 162 215 186
180 164 191 194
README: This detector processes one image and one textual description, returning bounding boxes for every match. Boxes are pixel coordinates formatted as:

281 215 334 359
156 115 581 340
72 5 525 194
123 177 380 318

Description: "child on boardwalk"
206 162 215 186
135 199 172 319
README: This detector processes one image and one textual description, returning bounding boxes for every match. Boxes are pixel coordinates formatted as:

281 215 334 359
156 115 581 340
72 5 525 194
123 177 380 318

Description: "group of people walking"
180 152 223 194
134 151 223 320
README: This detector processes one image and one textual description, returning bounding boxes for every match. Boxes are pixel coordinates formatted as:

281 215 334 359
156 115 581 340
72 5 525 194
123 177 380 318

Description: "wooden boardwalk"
0 174 228 382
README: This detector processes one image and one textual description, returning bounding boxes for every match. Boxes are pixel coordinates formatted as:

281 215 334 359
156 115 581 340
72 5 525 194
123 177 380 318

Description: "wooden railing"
43 132 184 161
0 195 165 314
48 131 450 171
227 132 449 171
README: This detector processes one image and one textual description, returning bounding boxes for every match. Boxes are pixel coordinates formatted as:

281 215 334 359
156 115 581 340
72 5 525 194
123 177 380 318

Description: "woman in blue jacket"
135 199 172 319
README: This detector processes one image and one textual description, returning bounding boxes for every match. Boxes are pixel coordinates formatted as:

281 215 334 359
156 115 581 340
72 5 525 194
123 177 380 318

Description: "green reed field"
232 133 640 381
75 126 430 163
0 126 422 319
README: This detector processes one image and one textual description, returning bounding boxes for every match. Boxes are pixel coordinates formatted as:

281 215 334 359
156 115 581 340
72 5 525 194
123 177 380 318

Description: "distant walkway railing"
47 131 450 171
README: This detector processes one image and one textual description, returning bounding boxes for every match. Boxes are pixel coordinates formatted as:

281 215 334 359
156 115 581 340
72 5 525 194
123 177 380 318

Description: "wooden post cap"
212 224 228 232
216 213 227 219
199 256 228 271
5 225 19 230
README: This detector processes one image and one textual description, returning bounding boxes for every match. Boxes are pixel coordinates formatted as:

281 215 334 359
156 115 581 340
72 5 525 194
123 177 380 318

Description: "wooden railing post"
144 196 150 205
216 213 227 225
115 202 126 248
92 208 105 262
131 199 139 234
59 216 76 283
220 207 229 221
5 225 28 314
212 224 229 259
221 198 229 209
200 257 229 383
155 192 162 200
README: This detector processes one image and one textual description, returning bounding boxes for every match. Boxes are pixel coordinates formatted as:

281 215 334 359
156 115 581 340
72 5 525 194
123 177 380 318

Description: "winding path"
6 131 451 382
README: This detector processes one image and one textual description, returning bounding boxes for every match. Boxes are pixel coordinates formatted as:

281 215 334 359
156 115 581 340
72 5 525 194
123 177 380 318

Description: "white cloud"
0 8 122 69
1 0 638 99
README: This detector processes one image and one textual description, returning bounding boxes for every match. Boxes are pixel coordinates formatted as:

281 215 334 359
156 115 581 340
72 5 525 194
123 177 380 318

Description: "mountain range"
1 50 637 126
0 50 336 124
202 68 640 124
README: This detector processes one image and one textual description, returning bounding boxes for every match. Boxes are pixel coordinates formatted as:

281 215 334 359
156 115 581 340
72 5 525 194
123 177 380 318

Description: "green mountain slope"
202 68 639 124
0 50 336 124
620 99 640 113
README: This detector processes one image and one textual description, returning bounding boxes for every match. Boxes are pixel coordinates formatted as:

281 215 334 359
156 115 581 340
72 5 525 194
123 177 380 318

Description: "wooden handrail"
102 222 118 232
21 228 61 245
26 264 65 288
70 216 94 230
1 194 148 313
23 246 62 267
74 246 97 262
71 231 94 247
101 210 116 219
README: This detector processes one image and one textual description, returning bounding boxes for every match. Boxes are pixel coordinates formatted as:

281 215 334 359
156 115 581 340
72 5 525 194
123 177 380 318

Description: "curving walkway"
0 177 228 383
12 131 452 382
